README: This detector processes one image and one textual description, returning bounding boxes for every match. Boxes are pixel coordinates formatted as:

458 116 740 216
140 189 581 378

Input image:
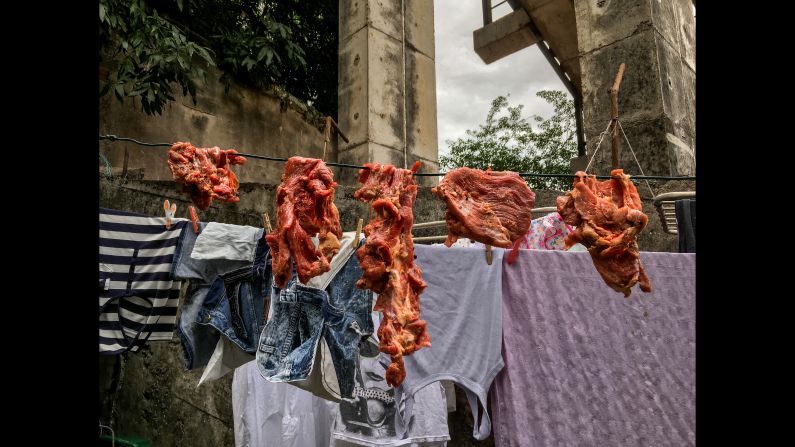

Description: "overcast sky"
433 0 568 156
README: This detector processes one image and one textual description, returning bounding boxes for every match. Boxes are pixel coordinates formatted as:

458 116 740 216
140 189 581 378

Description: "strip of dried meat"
168 142 247 211
556 169 652 297
432 167 536 248
266 157 342 288
355 161 429 387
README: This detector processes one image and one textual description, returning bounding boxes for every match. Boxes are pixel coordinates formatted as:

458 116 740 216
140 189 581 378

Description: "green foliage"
99 0 214 115
99 0 338 116
439 90 578 190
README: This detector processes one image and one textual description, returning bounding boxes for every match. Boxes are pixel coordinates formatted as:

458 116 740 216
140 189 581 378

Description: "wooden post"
322 116 332 161
610 63 626 169
321 116 350 161
329 117 349 143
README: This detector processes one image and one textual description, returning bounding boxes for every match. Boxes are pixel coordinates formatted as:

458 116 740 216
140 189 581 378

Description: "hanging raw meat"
556 169 652 297
355 161 429 387
266 157 342 288
432 167 536 248
167 142 247 211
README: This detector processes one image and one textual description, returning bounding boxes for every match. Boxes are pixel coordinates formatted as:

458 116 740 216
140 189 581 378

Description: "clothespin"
163 200 177 229
484 244 493 265
188 205 200 234
262 212 273 234
322 116 332 161
354 218 363 245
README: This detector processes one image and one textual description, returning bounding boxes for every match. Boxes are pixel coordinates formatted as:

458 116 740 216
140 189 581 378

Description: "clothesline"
99 134 697 181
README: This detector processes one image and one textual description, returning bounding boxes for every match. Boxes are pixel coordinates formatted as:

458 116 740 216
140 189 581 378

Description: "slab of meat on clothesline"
432 167 536 248
167 142 247 211
355 161 430 388
556 169 652 297
266 157 343 288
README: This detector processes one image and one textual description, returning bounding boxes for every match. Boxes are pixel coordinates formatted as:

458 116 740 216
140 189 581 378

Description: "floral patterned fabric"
517 212 574 251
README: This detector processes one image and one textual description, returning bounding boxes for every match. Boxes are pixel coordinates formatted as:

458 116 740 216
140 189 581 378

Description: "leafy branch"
439 90 578 191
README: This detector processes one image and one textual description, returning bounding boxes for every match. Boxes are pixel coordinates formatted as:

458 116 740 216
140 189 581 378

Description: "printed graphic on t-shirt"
338 338 398 438
332 312 450 447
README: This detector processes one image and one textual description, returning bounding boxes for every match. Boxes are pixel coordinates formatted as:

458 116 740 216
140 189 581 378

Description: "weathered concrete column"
575 0 695 177
337 0 439 185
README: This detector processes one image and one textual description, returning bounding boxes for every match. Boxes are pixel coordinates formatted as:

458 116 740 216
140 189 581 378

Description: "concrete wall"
574 0 695 177
99 65 335 186
98 177 684 445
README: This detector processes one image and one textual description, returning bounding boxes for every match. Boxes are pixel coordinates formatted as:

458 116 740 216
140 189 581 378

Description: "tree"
99 0 338 116
439 90 578 191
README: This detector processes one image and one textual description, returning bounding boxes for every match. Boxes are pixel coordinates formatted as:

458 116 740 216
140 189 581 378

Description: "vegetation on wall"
99 0 338 117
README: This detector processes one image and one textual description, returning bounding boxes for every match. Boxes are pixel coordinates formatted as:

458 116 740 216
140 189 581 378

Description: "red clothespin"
163 200 177 229
188 205 200 235
505 238 523 265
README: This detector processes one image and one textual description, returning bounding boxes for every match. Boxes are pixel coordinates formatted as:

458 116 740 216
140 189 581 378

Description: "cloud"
433 0 569 156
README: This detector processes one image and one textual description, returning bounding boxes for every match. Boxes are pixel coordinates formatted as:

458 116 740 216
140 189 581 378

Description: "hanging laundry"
171 221 269 370
99 208 187 354
257 231 374 400
198 337 254 386
432 237 476 248
267 156 343 288
490 250 695 446
675 198 696 253
394 244 505 441
232 312 450 447
330 310 451 447
284 232 364 402
233 361 338 447
517 212 573 251
190 222 263 261
167 142 247 210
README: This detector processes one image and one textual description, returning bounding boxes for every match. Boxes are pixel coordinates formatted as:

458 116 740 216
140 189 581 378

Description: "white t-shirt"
330 312 450 447
232 361 338 447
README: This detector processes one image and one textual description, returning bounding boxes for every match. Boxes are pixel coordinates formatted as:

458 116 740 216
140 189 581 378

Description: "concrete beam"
473 9 538 64
338 0 440 186
517 0 581 88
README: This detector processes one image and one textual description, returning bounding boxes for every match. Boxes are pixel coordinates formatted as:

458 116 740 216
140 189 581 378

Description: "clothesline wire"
584 119 613 173
617 120 656 199
99 134 696 181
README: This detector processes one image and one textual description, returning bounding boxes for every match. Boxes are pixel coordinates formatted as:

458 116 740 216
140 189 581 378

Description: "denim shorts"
196 240 272 354
256 251 374 399
171 223 269 370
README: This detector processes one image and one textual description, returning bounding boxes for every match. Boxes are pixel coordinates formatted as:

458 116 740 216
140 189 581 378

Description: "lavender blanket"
491 250 695 446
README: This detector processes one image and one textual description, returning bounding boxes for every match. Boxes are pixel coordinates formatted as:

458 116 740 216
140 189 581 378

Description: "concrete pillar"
337 0 439 185
574 0 695 177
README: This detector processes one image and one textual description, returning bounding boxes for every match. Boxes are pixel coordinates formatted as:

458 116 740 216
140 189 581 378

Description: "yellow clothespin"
354 218 363 245
262 212 273 234
163 199 177 229
484 244 493 266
